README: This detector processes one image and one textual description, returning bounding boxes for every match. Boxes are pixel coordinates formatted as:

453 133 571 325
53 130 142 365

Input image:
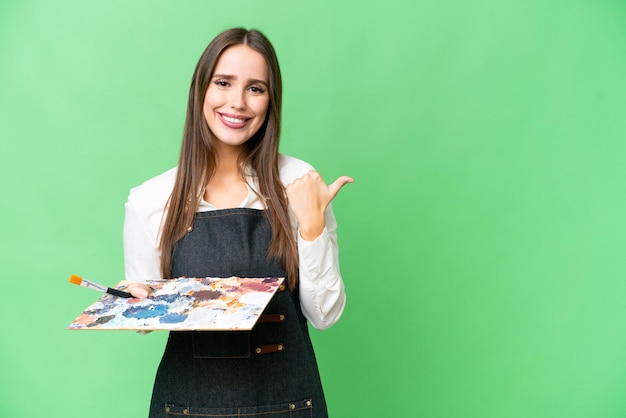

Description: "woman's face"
203 44 270 150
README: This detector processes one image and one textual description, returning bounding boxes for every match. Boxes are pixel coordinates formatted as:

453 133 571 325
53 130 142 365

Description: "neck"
204 145 249 208
213 144 243 178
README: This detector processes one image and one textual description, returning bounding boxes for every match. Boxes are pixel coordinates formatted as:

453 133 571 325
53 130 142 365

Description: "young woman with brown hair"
123 27 352 417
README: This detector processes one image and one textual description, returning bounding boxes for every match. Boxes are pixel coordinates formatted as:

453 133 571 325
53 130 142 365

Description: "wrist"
298 216 325 241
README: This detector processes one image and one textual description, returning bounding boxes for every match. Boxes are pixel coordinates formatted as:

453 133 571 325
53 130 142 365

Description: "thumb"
328 176 354 200
128 283 150 299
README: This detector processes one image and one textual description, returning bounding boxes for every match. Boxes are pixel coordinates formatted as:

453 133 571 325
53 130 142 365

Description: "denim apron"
149 208 328 417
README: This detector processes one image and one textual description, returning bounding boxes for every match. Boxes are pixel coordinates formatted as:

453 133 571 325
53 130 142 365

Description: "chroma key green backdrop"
2 1 626 417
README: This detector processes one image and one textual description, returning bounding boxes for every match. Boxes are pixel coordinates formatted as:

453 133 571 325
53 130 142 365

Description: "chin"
217 136 253 148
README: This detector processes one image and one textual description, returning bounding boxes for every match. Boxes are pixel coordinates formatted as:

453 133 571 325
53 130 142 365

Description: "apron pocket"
192 331 250 359
164 398 314 417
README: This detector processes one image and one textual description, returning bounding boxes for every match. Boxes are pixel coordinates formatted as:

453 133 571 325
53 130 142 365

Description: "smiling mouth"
219 113 251 125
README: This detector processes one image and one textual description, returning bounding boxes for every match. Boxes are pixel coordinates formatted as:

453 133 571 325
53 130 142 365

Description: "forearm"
297 208 347 330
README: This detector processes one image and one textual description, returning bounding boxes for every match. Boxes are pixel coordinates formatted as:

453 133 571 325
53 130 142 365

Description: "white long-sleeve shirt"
123 154 346 330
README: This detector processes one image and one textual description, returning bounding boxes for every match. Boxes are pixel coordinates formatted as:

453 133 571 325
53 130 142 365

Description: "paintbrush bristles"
69 274 83 285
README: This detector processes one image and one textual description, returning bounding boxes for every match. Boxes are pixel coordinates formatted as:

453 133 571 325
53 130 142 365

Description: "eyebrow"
212 74 268 87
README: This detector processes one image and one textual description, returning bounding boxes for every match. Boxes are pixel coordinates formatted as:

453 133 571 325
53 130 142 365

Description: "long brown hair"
159 28 298 289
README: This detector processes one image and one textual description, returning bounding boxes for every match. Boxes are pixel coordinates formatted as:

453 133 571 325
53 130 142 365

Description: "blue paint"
177 284 195 293
159 313 187 324
122 304 168 319
152 294 180 303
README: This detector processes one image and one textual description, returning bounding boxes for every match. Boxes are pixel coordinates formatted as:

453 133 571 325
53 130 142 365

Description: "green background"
2 1 626 417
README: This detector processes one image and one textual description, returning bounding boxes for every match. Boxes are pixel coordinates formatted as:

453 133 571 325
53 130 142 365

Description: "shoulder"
278 154 315 185
126 167 177 213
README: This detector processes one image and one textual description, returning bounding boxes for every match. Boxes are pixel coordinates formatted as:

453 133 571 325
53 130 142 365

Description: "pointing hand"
286 171 353 240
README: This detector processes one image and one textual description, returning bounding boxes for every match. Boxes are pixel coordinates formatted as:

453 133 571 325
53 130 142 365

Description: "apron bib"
149 208 327 417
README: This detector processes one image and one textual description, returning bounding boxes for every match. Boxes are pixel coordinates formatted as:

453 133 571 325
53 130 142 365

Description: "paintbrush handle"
106 287 134 298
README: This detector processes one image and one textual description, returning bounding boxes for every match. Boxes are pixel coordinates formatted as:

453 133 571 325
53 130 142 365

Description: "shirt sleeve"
297 203 346 330
123 194 162 283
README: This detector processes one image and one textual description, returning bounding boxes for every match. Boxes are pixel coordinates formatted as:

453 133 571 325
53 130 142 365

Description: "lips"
218 112 251 129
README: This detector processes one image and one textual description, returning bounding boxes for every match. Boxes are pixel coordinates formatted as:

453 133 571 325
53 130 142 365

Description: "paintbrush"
68 274 134 298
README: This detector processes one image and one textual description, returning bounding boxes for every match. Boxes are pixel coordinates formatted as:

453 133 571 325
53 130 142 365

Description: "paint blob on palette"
68 276 284 331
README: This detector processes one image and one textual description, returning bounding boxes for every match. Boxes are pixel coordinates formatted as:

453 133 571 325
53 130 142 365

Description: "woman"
123 28 352 417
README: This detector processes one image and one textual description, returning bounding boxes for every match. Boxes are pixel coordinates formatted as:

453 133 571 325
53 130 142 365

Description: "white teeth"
222 115 247 124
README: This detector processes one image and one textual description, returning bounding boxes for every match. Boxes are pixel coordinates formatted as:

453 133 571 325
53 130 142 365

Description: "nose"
230 87 246 110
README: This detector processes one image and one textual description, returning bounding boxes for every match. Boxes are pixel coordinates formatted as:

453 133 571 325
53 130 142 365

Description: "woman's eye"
214 80 229 87
249 85 266 94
